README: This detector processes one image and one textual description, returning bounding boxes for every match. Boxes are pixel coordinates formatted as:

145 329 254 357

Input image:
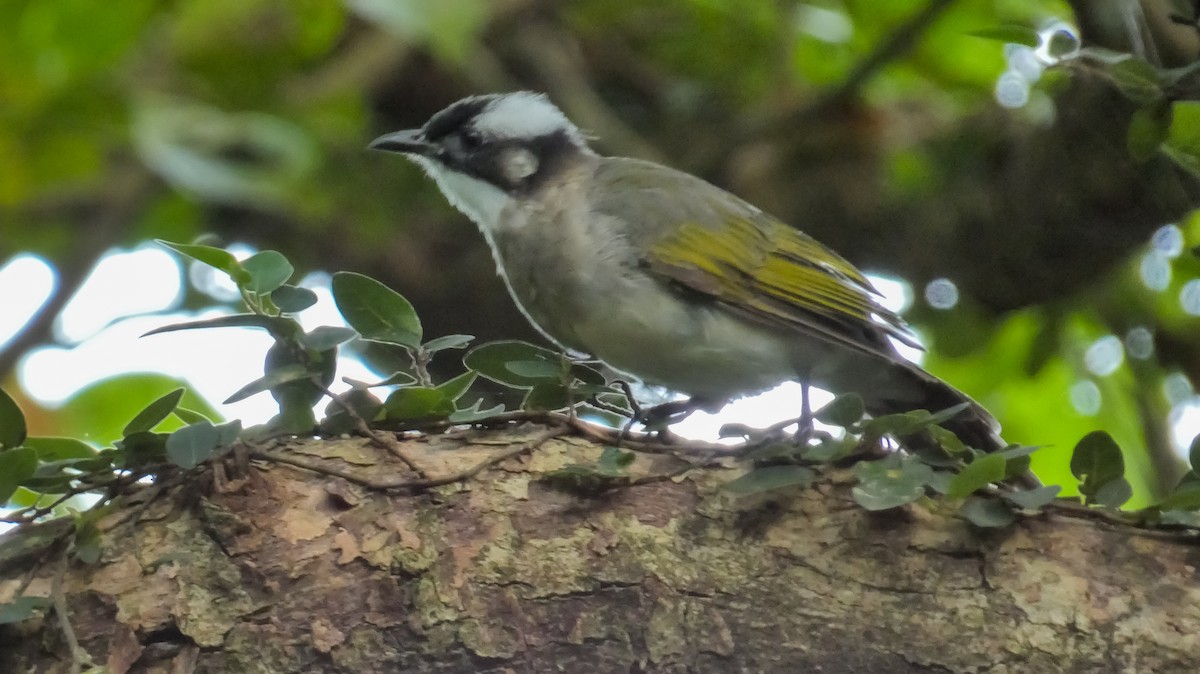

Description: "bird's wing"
590 158 917 360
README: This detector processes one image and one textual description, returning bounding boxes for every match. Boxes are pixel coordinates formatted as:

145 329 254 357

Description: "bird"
369 91 1009 454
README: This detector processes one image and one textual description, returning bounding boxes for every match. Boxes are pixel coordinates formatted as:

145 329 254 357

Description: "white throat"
411 156 512 233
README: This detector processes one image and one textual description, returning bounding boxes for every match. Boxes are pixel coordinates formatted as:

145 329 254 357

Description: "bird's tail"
870 363 1005 453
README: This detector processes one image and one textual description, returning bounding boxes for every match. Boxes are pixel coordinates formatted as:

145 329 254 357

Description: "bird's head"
370 92 593 205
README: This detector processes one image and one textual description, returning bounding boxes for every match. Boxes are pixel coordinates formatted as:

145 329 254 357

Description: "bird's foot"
624 397 718 442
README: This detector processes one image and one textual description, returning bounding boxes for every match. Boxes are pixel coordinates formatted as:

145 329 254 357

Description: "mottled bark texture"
2 425 1199 673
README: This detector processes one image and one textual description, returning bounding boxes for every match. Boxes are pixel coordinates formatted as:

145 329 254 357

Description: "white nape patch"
411 155 512 232
500 148 539 183
475 92 587 146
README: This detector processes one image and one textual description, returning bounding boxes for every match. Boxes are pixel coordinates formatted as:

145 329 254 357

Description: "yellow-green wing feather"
647 218 915 351
590 157 916 357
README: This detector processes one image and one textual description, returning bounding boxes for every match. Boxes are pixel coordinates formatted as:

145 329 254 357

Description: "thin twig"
51 547 91 674
4 470 144 525
614 381 643 418
321 385 426 477
411 347 435 388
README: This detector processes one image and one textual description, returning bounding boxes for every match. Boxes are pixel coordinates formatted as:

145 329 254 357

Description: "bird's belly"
574 283 795 399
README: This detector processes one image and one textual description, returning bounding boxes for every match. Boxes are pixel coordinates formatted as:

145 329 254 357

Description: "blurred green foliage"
3 0 1200 509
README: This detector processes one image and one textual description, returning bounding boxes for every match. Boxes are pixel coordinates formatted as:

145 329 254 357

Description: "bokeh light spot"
1139 252 1171 291
1180 279 1200 315
1151 224 1184 258
1124 326 1154 360
1084 335 1124 377
1070 380 1101 416
924 277 959 310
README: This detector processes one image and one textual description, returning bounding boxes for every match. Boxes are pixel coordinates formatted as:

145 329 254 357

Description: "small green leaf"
142 314 291 338
1159 481 1200 511
913 443 958 467
1070 430 1125 502
801 437 852 462
0 596 51 625
224 364 313 404
569 362 607 386
22 437 96 461
946 453 1006 498
1163 101 1200 177
332 272 422 348
301 326 357 351
967 25 1040 47
924 403 973 427
996 445 1041 480
1159 510 1200 527
382 387 454 421
1094 477 1133 508
815 393 865 427
8 482 44 503
344 371 419 388
597 446 636 475
595 391 633 413
158 239 250 283
216 420 242 447
465 341 561 388
523 382 572 411
422 334 475 352
166 421 219 469
506 359 563 379
1078 46 1136 65
123 387 185 436
242 250 293 294
0 447 38 504
851 454 933 510
435 371 477 402
1102 54 1166 104
173 407 213 425
724 465 816 495
864 403 969 438
960 496 1017 528
1128 100 1173 161
448 399 506 423
271 284 319 313
927 470 956 495
118 431 169 467
571 383 616 401
320 390 383 435
30 456 113 481
1003 485 1061 510
0 387 27 450
927 425 967 454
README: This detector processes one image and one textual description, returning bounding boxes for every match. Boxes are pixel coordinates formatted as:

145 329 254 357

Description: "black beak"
368 129 435 155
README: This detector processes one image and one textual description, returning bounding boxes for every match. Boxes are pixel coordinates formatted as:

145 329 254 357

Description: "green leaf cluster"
720 393 1044 525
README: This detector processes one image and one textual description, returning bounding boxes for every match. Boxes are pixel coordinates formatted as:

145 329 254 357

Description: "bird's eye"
460 130 484 150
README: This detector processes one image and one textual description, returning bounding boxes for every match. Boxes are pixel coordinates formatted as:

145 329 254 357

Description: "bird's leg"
793 382 814 444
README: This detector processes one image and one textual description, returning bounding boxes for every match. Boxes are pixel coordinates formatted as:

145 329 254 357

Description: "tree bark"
2 425 1199 673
